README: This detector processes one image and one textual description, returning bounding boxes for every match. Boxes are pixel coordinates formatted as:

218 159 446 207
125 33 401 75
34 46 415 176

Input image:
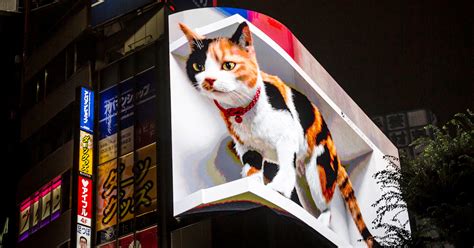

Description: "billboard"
80 87 95 133
169 8 409 247
18 176 63 242
79 130 94 177
77 224 92 248
135 68 157 149
96 159 118 234
78 176 93 227
96 144 158 245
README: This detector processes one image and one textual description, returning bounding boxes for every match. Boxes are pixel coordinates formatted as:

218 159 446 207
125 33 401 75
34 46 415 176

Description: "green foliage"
373 110 474 247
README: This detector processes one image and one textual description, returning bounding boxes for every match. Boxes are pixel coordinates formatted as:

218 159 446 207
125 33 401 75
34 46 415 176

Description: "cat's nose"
205 78 216 86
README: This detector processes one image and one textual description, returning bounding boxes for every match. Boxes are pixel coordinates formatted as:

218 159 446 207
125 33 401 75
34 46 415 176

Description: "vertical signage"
77 224 92 248
77 176 93 226
75 87 95 247
80 88 95 133
79 130 94 177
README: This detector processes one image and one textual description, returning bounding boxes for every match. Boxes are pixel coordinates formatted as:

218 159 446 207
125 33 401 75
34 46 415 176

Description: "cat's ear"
231 22 253 50
179 23 205 50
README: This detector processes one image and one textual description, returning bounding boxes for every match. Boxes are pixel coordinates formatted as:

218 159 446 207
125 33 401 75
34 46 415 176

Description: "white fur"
304 150 329 212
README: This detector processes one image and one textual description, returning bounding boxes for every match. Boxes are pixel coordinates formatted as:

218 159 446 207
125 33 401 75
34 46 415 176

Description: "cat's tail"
337 165 380 248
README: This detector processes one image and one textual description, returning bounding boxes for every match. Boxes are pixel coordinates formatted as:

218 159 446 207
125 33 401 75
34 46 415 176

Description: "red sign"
77 176 93 226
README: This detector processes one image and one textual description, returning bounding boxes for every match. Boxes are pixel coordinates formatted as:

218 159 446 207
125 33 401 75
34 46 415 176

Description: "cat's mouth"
208 87 233 95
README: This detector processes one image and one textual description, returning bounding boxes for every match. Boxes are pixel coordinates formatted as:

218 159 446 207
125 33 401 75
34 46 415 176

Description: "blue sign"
98 78 138 140
99 85 118 140
119 78 135 130
80 88 94 133
135 69 157 148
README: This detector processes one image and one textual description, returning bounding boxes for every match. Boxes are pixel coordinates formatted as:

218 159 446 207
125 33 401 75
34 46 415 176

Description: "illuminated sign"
77 176 93 227
31 192 40 231
51 177 62 219
80 88 95 133
18 176 63 242
19 199 31 239
77 224 92 248
79 130 94 177
40 183 51 226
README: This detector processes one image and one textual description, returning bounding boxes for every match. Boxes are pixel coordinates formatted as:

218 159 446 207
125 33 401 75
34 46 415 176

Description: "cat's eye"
192 63 205 72
222 62 236 71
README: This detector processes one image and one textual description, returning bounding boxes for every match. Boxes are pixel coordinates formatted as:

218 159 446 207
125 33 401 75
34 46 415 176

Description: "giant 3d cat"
179 22 378 247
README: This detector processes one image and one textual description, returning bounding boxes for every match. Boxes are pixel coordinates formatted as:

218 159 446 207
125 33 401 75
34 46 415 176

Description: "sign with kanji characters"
77 224 92 248
77 176 93 227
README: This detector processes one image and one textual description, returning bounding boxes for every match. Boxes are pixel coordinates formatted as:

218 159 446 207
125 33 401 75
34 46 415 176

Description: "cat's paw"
317 210 331 227
266 181 293 198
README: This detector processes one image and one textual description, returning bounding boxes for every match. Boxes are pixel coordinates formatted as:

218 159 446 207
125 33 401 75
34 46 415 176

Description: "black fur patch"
333 155 339 184
292 89 314 133
318 146 337 190
263 161 279 181
290 188 302 206
316 120 330 145
361 227 372 240
242 150 263 170
344 191 355 202
185 38 214 87
230 22 248 47
340 173 349 189
292 153 297 168
264 82 290 112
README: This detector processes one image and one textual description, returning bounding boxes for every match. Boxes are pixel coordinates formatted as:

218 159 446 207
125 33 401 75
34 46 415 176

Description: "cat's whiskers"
228 90 252 106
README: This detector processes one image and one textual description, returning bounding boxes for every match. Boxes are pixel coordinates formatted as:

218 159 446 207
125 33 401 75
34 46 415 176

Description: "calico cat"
179 22 378 247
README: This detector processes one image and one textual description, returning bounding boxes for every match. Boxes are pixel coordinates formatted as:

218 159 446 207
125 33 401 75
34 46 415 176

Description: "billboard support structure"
157 6 174 248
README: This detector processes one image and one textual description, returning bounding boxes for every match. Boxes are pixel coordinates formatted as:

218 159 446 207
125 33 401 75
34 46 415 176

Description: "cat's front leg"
266 144 298 198
234 142 264 183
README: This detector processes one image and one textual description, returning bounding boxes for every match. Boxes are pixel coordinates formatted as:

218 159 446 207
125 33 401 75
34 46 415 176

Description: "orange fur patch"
337 167 370 243
317 165 336 203
208 39 259 89
219 111 243 144
261 72 289 102
246 167 259 176
305 105 324 157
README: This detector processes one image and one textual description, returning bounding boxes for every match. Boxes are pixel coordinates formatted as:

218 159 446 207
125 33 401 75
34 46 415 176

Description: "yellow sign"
79 130 94 176
96 160 117 231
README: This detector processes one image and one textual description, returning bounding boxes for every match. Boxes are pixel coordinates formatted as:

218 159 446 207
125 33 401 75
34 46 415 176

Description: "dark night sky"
223 0 473 124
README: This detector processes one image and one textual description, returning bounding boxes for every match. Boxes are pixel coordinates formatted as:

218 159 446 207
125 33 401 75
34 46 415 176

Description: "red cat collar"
214 87 261 123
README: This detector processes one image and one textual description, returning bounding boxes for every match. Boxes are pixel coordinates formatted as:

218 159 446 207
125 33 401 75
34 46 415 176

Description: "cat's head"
179 22 259 107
